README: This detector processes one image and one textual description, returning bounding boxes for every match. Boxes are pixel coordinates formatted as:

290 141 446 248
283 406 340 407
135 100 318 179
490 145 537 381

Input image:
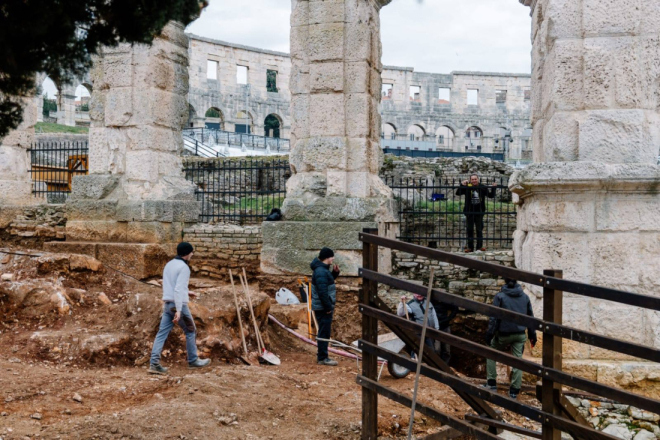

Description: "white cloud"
187 0 533 74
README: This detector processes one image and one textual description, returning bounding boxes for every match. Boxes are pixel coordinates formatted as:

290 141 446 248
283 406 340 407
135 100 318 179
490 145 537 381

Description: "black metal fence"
28 141 89 203
182 158 290 224
384 176 515 250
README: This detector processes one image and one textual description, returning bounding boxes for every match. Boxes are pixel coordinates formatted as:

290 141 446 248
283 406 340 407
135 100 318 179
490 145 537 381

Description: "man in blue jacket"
485 278 537 399
310 247 340 366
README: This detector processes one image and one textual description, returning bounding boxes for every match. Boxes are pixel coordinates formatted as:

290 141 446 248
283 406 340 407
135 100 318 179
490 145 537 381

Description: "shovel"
240 270 281 366
229 269 254 366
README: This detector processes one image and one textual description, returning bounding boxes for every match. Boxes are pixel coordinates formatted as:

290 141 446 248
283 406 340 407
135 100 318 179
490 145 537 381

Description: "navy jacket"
487 284 536 341
310 258 339 312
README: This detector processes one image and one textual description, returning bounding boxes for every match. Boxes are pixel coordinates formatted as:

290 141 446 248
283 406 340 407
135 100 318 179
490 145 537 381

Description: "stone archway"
264 113 283 138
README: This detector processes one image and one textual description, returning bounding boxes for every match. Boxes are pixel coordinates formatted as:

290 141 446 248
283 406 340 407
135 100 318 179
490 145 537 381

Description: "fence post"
542 269 563 440
361 227 379 440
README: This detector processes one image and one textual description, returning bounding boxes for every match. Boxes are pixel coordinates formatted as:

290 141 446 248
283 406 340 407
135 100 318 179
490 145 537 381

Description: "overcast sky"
186 0 532 73
42 0 532 98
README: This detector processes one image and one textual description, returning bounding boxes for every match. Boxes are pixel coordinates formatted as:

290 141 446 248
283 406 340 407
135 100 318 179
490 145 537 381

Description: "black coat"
456 184 496 214
432 300 458 329
310 258 339 312
487 284 536 341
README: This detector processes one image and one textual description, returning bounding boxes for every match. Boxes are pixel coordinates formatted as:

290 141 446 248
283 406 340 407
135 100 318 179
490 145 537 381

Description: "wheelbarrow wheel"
387 352 413 379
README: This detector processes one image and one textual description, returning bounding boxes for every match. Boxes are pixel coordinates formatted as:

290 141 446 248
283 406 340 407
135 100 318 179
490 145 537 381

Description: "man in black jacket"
485 278 537 399
310 247 340 366
456 174 497 252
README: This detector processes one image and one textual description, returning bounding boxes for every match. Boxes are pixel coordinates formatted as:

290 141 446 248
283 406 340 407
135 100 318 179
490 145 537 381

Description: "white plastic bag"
275 287 300 305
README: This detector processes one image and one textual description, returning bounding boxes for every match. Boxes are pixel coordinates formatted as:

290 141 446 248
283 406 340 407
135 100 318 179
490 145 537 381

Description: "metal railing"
182 158 290 224
183 127 290 152
28 141 89 203
385 176 515 250
358 230 660 440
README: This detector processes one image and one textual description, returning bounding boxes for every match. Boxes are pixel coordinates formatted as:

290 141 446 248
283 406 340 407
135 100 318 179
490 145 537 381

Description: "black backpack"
265 208 282 221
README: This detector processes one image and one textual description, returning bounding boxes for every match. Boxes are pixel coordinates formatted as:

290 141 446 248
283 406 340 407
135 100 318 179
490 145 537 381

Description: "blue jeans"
150 302 199 365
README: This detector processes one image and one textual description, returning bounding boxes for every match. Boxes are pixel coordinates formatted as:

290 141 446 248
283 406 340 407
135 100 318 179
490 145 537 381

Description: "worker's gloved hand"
485 331 494 346
529 335 537 349
332 264 341 277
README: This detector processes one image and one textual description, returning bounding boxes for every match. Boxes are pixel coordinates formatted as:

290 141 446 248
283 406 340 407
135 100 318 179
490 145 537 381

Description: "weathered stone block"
66 220 127 242
546 39 584 112
309 0 344 24
308 23 344 61
126 150 159 182
67 200 118 221
583 0 642 36
310 62 344 92
104 88 134 126
578 110 656 164
70 175 120 200
309 94 345 137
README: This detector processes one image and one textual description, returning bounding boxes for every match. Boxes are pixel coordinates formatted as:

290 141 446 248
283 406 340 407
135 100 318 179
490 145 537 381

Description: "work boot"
509 387 520 399
317 358 338 366
188 358 211 369
482 379 497 392
464 248 473 253
148 364 168 375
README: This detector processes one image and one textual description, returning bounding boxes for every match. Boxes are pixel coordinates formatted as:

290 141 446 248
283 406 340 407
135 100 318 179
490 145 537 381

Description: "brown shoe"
464 248 473 253
479 247 487 252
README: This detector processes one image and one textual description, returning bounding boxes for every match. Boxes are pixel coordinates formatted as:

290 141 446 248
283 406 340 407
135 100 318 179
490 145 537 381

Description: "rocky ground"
1 248 654 440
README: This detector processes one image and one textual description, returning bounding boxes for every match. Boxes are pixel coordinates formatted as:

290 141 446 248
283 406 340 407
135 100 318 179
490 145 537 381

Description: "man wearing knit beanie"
149 242 211 374
310 247 341 366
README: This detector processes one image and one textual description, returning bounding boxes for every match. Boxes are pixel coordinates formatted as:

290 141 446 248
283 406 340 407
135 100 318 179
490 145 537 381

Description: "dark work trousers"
314 310 333 361
438 326 451 363
465 213 485 250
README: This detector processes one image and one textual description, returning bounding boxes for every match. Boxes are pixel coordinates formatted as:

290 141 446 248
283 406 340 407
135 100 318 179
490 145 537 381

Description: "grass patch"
230 196 285 214
35 122 89 134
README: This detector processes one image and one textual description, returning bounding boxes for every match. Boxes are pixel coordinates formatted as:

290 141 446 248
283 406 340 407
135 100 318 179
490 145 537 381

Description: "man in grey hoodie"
484 278 537 399
149 242 211 375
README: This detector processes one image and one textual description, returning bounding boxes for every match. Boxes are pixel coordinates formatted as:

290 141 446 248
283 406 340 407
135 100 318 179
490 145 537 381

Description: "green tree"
205 108 220 118
0 0 206 138
79 103 89 112
42 94 58 117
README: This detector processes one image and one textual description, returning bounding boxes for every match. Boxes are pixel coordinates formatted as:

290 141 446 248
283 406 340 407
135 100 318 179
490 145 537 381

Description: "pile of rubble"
569 397 660 439
0 249 270 366
380 155 515 182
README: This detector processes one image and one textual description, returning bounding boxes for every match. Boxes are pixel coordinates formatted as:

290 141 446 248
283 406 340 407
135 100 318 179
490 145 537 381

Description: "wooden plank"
356 375 500 440
359 233 660 312
359 341 620 440
542 269 562 440
361 228 379 440
361 269 660 364
422 425 466 440
360 304 660 414
465 414 543 439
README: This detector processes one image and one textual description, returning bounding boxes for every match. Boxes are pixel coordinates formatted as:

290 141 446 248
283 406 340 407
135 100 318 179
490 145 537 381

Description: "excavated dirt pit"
0 248 542 439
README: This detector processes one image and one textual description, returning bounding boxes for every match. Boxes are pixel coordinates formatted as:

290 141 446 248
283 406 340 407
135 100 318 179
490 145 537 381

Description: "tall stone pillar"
57 85 76 127
261 0 395 275
514 0 660 392
46 22 200 278
0 94 39 228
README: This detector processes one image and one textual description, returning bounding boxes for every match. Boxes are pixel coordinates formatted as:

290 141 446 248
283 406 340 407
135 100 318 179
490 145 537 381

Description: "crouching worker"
149 242 211 375
398 294 439 352
485 278 537 399
311 247 341 366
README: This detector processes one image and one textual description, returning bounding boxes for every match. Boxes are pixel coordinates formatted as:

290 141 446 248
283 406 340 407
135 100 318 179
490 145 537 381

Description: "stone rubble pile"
380 155 515 182
6 205 66 240
568 396 660 439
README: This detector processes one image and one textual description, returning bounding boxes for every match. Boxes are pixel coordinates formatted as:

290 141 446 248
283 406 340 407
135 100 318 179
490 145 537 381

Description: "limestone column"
0 94 39 228
261 0 395 275
57 85 76 127
513 0 660 391
47 22 200 278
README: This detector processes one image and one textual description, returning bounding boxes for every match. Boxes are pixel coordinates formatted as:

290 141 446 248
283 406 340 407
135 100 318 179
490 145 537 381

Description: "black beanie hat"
177 242 194 256
319 247 334 261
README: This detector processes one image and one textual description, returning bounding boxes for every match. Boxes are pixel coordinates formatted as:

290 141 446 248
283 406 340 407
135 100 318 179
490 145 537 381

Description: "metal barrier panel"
28 141 89 203
384 176 515 250
182 158 290 224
